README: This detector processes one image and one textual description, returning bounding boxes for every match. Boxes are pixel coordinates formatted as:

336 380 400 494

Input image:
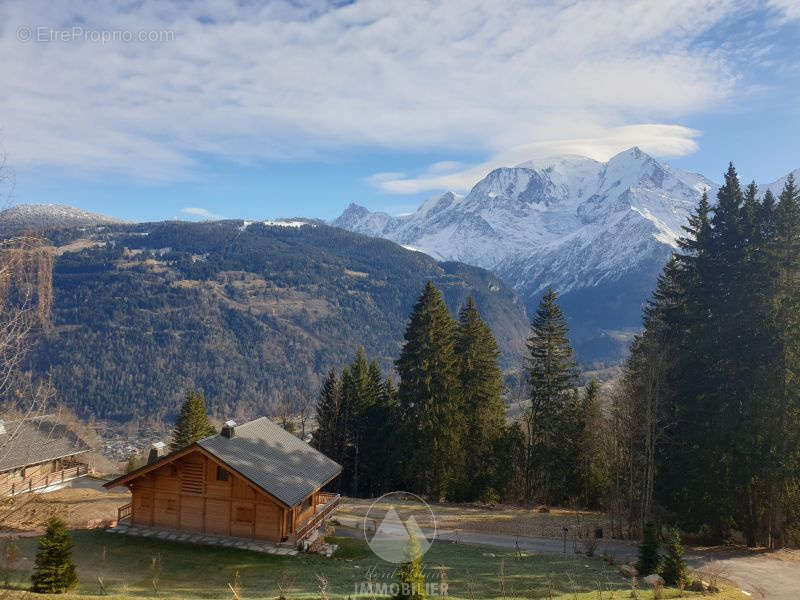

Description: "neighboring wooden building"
0 415 91 496
104 417 342 544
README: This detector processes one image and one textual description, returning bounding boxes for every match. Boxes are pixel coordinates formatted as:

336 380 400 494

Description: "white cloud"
375 124 702 194
181 207 222 220
0 0 755 180
768 0 800 22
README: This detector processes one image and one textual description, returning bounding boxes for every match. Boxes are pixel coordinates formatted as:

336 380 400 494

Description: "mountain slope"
334 147 716 362
26 220 527 422
0 203 122 235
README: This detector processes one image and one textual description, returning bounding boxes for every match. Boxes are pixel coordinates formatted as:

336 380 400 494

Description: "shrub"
30 516 78 594
636 521 661 577
660 528 688 587
395 533 426 600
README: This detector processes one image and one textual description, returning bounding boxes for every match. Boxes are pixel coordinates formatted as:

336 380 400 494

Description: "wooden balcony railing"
117 502 132 523
0 463 88 497
295 493 340 542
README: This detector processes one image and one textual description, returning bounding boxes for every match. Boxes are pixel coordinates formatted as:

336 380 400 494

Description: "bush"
395 533 426 600
660 528 688 587
30 516 78 594
636 521 661 577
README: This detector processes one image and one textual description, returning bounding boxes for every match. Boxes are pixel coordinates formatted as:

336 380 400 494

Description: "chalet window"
169 464 178 477
216 466 229 481
235 506 254 523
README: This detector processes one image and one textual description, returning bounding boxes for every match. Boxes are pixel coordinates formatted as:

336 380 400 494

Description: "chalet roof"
197 417 341 507
104 417 342 508
0 415 91 473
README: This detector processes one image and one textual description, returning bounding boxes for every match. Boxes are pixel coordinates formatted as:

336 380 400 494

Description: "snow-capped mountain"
334 147 717 362
765 168 800 198
0 203 122 235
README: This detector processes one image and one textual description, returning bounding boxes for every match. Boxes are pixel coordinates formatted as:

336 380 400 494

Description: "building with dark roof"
0 414 92 496
104 417 342 543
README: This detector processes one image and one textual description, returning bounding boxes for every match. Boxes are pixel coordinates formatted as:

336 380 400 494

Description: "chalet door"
230 501 255 538
204 499 230 535
255 502 281 541
180 495 204 532
153 493 179 529
132 490 153 526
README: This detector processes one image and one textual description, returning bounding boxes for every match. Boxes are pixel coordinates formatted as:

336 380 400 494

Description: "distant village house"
0 415 91 496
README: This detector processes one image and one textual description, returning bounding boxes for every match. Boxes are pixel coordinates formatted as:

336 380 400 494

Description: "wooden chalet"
104 417 342 544
0 415 91 496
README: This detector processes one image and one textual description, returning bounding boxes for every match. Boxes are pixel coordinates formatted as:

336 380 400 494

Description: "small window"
216 466 229 481
169 464 178 477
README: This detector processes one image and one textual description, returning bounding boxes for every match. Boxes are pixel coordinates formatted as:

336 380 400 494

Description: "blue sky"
1 0 799 222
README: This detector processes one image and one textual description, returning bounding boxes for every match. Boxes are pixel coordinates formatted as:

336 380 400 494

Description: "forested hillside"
23 220 527 422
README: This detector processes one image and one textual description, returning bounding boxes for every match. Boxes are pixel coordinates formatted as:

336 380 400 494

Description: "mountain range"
335 148 799 363
0 203 122 235
4 219 526 422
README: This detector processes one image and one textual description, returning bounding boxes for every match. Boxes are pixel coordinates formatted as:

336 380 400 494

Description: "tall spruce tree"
397 282 464 500
170 390 216 450
576 379 608 507
338 349 379 496
30 516 77 594
524 287 579 504
623 165 800 545
312 369 340 459
454 297 506 501
360 360 399 496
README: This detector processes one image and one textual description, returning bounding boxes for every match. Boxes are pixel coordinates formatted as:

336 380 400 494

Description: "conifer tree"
394 532 426 600
360 360 399 496
454 296 505 501
576 379 608 506
337 349 375 496
397 282 463 500
660 529 687 587
624 165 800 545
170 390 216 450
524 287 579 503
30 516 77 594
312 369 340 458
636 521 661 577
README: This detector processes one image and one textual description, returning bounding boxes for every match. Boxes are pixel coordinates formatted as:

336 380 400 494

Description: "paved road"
336 515 800 599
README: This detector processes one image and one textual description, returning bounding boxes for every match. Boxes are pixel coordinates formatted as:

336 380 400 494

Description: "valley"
5 219 527 421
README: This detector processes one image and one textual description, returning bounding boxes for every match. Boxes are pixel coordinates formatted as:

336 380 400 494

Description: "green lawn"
1 530 745 599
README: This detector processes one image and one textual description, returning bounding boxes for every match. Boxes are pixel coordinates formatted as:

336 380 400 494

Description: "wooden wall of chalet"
128 450 287 541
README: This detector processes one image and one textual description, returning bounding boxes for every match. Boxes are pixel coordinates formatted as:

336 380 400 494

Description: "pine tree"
636 521 661 577
394 532 426 600
170 390 216 450
620 165 800 546
454 296 505 501
576 379 608 506
30 516 77 594
660 529 687 587
338 349 378 496
397 282 463 500
360 360 398 496
524 287 579 504
312 369 340 459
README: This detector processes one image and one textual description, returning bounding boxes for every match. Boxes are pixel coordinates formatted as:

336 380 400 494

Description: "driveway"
336 514 800 599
